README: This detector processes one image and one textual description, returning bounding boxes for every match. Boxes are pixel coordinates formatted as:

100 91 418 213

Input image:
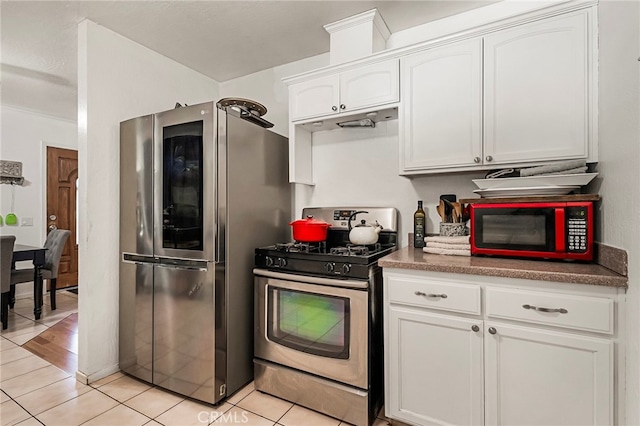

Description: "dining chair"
10 229 71 311
1 235 16 329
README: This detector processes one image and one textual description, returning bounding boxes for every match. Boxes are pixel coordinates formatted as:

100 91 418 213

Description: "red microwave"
470 201 594 261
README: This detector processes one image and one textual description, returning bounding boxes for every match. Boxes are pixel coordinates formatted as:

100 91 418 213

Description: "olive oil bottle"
413 200 426 248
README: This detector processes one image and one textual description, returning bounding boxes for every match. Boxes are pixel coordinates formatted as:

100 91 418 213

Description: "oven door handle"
253 268 369 290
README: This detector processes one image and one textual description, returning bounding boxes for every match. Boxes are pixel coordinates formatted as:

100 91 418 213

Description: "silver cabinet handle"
340 104 346 110
485 155 493 162
522 304 568 314
471 325 480 332
332 105 338 111
414 291 448 299
488 327 497 335
474 157 481 163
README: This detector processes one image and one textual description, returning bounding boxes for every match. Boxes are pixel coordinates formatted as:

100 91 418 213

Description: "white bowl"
473 185 580 198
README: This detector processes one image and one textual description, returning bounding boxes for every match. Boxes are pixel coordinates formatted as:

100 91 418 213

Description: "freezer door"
153 260 224 404
154 102 215 261
119 256 154 383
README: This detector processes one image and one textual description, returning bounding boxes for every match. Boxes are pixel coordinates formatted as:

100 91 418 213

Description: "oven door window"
267 287 350 359
475 208 555 251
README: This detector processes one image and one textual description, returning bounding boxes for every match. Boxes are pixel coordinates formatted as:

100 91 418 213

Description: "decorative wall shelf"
0 160 25 185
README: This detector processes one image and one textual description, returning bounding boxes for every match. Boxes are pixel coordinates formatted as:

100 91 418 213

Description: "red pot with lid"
289 215 331 242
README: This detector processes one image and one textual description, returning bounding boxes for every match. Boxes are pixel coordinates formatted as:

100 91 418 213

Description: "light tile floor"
1 293 395 426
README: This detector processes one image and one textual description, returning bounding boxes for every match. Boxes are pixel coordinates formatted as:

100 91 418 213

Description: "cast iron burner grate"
329 243 382 256
276 241 326 253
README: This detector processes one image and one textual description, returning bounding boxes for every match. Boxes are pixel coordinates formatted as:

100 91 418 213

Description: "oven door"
254 269 369 389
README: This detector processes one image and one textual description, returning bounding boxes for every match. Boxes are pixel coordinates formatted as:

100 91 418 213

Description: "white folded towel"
519 160 587 177
425 236 470 245
423 247 470 256
543 166 588 176
426 242 471 250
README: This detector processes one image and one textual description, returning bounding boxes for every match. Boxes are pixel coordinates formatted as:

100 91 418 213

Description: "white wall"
294 121 484 246
76 20 219 382
597 2 640 424
0 107 77 245
0 106 77 295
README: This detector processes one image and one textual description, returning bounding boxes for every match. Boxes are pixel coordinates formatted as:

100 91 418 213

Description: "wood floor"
22 313 78 375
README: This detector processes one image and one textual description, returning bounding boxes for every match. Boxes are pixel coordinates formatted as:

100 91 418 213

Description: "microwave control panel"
566 206 589 252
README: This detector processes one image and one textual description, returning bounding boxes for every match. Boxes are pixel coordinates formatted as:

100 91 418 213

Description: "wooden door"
46 147 78 289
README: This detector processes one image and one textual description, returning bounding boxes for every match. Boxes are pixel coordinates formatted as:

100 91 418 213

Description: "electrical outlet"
21 217 33 226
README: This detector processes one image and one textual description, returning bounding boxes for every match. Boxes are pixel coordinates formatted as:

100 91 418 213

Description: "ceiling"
1 1 496 122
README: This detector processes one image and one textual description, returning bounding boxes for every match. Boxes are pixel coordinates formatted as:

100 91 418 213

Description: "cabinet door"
484 11 589 165
485 322 613 426
289 74 340 121
386 307 484 426
340 59 399 113
400 39 482 172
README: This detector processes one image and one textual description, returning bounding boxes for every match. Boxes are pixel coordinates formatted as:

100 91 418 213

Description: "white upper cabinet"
401 38 482 171
400 8 594 175
284 3 597 183
289 59 399 122
484 12 589 165
289 75 340 122
339 60 399 114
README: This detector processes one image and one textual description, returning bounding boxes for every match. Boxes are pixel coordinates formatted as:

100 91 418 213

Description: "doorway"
46 147 78 290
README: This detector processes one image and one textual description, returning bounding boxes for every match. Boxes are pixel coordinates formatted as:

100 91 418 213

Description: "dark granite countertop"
379 246 628 288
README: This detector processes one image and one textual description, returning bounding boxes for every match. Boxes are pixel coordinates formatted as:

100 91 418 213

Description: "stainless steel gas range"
253 207 398 426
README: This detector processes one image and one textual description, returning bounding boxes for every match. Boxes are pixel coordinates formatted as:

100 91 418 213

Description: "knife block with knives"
437 194 469 236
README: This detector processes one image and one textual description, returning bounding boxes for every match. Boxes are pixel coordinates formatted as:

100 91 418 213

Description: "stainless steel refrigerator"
119 100 291 404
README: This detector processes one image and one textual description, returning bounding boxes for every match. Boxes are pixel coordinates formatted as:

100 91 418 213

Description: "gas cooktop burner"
329 243 382 256
255 207 399 279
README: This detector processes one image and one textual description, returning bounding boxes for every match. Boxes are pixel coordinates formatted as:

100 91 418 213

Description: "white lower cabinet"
384 270 620 426
387 307 484 425
484 321 613 426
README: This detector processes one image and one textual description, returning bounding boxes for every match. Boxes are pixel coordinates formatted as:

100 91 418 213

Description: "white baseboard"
75 364 120 385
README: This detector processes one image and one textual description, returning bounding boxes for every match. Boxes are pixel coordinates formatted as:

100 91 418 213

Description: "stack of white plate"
472 173 598 198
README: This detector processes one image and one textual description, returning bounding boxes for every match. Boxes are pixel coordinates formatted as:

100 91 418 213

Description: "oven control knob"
265 256 274 267
341 264 351 275
325 262 335 273
277 258 287 268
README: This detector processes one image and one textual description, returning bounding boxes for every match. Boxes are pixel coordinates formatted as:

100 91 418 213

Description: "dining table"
12 244 47 320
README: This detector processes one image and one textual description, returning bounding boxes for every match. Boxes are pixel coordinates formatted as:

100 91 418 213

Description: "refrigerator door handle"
215 223 223 263
155 257 209 272
122 253 158 264
156 264 208 272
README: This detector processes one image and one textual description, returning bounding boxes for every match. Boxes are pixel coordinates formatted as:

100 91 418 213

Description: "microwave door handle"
555 208 566 252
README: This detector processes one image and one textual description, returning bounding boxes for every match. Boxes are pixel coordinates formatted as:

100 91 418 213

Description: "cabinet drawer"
386 274 481 315
486 287 614 334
